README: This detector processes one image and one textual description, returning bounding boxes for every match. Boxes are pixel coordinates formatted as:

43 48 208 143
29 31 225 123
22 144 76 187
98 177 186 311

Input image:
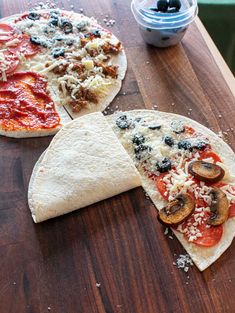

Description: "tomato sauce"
0 72 60 131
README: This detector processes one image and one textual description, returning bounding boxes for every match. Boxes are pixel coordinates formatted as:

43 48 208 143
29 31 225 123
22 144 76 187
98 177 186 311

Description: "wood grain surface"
0 1 235 313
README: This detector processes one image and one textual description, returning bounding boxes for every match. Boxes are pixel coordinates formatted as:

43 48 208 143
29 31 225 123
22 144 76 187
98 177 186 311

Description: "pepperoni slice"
0 23 14 42
198 150 222 163
0 51 19 75
8 34 40 58
181 212 223 247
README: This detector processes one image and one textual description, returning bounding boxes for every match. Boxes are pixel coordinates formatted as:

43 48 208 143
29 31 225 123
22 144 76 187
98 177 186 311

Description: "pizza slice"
107 110 235 271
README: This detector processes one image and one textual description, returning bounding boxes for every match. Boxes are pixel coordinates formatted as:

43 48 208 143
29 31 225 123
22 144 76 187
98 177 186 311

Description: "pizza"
28 110 235 270
107 110 235 271
0 9 127 137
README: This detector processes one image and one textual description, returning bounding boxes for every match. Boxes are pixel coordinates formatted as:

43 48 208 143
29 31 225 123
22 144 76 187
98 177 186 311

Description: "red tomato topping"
229 203 235 218
181 212 223 247
0 51 19 75
185 125 196 135
0 23 14 42
8 34 40 58
156 173 169 201
198 150 222 163
0 72 60 131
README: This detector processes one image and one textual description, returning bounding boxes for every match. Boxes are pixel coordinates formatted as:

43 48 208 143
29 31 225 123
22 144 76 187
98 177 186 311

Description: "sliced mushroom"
207 187 229 226
157 193 195 227
188 161 225 183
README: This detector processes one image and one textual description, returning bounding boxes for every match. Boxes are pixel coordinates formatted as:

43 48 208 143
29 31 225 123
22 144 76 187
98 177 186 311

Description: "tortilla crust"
106 109 235 271
28 112 141 223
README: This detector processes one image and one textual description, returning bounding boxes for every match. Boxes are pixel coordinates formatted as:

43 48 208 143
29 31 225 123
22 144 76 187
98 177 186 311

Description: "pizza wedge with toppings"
0 9 127 137
107 110 235 271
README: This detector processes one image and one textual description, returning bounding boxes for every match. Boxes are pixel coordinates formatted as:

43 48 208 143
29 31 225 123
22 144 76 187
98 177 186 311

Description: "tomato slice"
0 23 14 42
181 212 223 247
198 150 222 163
156 173 169 201
185 125 196 135
8 34 40 58
229 203 235 218
0 51 19 75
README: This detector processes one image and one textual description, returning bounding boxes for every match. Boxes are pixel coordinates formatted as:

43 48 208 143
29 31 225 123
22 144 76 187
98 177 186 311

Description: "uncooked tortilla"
28 112 141 222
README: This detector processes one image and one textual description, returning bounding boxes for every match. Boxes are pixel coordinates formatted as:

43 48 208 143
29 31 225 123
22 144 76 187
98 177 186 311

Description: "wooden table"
0 1 235 312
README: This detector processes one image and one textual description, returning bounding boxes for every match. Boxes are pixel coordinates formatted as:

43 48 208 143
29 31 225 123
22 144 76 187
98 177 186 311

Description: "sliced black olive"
157 0 169 12
156 158 172 173
157 193 195 227
171 121 185 134
188 161 225 183
207 188 229 226
30 36 49 48
148 124 161 130
48 18 59 27
52 47 65 58
92 30 101 37
77 20 89 32
66 39 74 46
50 10 60 18
132 133 145 146
178 138 208 151
53 35 64 41
28 12 41 21
134 117 142 123
194 141 208 150
163 135 174 147
116 115 132 129
178 139 192 150
60 19 73 34
30 36 41 45
134 144 152 161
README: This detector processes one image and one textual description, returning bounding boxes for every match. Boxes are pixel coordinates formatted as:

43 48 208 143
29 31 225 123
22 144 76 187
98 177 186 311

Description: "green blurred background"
198 0 235 75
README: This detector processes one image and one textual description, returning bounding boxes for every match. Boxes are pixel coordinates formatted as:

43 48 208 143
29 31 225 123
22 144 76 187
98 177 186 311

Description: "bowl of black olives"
131 0 198 47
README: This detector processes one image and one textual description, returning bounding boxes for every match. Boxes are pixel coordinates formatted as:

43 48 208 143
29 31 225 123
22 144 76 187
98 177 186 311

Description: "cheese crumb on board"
173 254 193 272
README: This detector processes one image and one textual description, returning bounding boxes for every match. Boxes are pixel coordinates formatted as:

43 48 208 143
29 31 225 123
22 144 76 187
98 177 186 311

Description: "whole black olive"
157 0 169 12
169 0 181 11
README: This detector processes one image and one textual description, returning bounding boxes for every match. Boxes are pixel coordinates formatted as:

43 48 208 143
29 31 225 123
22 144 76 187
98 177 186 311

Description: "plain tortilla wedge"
106 110 235 271
28 112 141 222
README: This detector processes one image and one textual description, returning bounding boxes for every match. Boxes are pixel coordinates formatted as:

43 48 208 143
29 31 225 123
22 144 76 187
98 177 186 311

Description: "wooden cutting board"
0 1 234 312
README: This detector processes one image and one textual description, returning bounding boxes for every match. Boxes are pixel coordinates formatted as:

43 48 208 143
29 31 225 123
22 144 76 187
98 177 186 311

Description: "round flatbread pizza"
0 9 127 137
107 110 235 271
